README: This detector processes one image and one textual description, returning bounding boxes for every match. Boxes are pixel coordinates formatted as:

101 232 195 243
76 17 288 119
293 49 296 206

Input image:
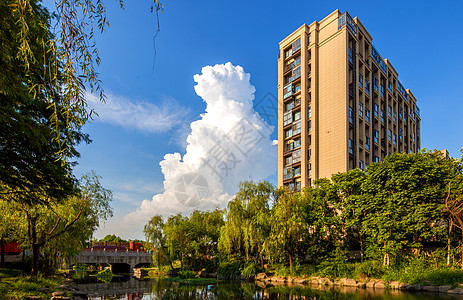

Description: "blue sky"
56 0 463 239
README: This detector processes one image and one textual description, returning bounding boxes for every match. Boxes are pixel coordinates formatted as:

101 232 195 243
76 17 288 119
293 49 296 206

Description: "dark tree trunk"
1 236 4 268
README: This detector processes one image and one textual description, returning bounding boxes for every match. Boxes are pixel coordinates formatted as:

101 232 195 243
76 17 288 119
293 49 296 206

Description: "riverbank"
255 273 463 295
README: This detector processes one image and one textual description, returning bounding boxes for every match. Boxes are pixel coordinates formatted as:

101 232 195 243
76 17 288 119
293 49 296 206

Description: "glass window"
294 138 301 148
348 47 353 63
308 120 312 132
308 106 312 118
285 101 294 112
388 129 392 141
380 85 385 98
349 107 354 123
393 111 397 123
381 110 385 123
388 105 392 118
365 136 370 151
285 156 293 166
294 84 301 93
359 160 364 170
293 149 301 163
388 82 393 92
293 120 301 135
283 111 292 126
359 73 363 88
365 79 370 95
373 77 378 91
365 108 370 123
294 111 301 121
293 166 301 176
393 134 397 146
295 181 301 191
285 128 293 138
374 103 378 117
283 166 292 180
374 130 379 143
359 102 363 117
349 139 354 154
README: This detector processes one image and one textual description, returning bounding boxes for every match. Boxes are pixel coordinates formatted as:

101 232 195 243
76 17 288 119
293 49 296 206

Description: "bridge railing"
79 249 151 257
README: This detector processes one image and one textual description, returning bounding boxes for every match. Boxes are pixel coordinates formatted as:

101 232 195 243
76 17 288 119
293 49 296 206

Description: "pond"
74 277 463 299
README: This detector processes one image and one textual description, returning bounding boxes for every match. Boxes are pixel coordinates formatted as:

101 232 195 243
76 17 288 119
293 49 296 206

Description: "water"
74 277 463 299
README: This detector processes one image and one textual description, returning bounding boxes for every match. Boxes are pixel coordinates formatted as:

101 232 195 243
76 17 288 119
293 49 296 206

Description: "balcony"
283 84 293 99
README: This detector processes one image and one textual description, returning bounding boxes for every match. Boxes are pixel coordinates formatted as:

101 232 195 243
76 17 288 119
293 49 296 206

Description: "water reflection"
75 277 463 300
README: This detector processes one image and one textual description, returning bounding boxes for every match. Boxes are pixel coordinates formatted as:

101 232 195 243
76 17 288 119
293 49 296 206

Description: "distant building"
278 10 421 190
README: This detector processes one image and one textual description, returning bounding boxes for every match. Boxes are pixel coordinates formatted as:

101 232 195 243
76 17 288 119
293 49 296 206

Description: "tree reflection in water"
78 278 463 300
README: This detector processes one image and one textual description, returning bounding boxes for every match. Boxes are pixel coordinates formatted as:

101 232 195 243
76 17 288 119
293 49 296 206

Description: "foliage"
353 260 383 279
178 269 196 279
217 260 242 277
96 268 114 277
218 181 274 264
0 272 65 299
1 171 113 275
316 248 354 279
99 234 127 243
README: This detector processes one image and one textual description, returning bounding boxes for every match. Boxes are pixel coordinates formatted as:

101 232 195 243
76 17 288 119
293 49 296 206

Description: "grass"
164 277 218 284
0 268 65 299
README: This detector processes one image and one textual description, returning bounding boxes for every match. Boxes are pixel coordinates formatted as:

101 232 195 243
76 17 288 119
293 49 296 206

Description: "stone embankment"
255 273 463 295
25 281 89 300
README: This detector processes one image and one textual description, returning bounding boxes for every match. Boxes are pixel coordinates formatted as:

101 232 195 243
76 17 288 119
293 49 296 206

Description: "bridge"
71 249 151 273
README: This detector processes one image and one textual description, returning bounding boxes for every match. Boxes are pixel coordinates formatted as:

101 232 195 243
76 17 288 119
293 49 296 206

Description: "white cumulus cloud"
97 63 277 239
86 92 188 133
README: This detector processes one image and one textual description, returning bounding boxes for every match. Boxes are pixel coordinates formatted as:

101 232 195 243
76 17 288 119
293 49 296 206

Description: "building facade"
277 10 421 190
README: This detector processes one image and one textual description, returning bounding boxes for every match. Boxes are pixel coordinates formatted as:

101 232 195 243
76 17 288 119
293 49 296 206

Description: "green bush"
241 262 257 279
353 260 383 279
217 260 242 277
178 269 196 279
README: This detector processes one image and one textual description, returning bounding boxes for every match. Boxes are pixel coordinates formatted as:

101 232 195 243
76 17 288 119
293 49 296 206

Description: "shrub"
241 262 257 279
354 260 383 279
178 269 196 279
217 260 242 277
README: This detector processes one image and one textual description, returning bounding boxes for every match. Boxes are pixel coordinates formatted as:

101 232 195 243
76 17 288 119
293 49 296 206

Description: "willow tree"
218 181 275 266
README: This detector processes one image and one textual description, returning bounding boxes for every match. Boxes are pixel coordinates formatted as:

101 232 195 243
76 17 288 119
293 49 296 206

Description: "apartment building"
277 10 421 190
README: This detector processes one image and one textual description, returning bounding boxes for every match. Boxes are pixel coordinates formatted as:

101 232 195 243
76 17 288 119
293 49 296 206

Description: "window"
388 105 392 118
294 138 301 148
359 73 363 88
374 103 378 117
291 66 301 81
308 120 312 132
380 85 385 98
375 156 379 163
285 101 294 112
308 106 312 118
293 56 301 67
307 148 312 161
308 163 312 176
373 77 378 91
388 129 392 141
359 160 364 170
283 111 292 126
349 139 354 154
413 132 415 142
295 96 301 107
365 136 370 151
293 166 301 176
283 84 293 99
365 108 370 123
348 47 353 63
393 134 397 146
374 130 379 144
295 181 301 191
293 149 301 163
293 120 301 135
349 107 354 124
294 84 301 94
380 110 385 123
365 79 370 95
359 102 364 117
285 156 293 166
294 111 301 121
388 82 393 92
283 166 292 180
399 128 403 140
284 128 293 138
399 106 403 119
393 110 397 123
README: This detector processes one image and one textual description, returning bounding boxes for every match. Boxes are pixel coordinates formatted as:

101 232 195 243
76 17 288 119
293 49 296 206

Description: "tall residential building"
277 10 421 190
